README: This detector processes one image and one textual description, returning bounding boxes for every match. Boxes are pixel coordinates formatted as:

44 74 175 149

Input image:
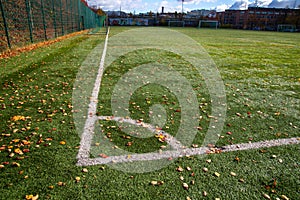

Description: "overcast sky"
86 0 236 12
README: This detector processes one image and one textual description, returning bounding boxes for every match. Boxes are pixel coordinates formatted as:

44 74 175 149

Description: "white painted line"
77 132 300 166
76 27 110 160
221 137 300 152
97 116 184 150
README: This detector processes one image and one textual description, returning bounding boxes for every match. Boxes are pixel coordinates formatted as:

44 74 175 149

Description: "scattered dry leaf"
99 154 108 158
126 141 133 146
155 133 166 142
12 162 20 167
75 177 81 183
176 166 184 172
57 182 66 186
11 115 26 121
25 194 38 200
48 185 54 189
82 168 88 173
230 172 237 176
12 139 20 143
23 149 30 153
150 180 164 186
214 172 220 177
182 182 189 190
281 195 289 200
14 148 23 155
151 180 158 185
239 178 245 183
262 193 271 199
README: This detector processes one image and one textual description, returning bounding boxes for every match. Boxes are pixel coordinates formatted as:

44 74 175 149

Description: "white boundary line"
77 135 299 166
76 27 110 160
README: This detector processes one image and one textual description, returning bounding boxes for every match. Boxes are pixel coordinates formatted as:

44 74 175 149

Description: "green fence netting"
0 0 105 53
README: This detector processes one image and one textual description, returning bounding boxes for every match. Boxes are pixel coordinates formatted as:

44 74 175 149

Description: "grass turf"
0 27 299 199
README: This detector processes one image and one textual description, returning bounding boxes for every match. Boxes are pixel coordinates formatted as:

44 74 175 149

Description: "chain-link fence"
0 0 105 52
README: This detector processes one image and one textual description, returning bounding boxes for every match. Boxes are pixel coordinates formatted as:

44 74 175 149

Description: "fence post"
78 0 81 31
70 0 74 32
52 0 57 37
59 0 64 35
0 0 11 49
40 0 47 40
65 0 69 33
25 0 34 43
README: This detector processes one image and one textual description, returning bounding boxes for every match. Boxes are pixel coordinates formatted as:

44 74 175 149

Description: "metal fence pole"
59 0 64 35
70 0 74 32
65 0 69 33
78 0 81 31
40 0 47 40
52 0 57 37
0 0 11 48
25 0 34 43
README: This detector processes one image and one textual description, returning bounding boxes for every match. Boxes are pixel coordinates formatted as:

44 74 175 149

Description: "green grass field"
0 27 299 199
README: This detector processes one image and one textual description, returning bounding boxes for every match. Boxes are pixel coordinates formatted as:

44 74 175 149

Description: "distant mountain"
228 0 300 10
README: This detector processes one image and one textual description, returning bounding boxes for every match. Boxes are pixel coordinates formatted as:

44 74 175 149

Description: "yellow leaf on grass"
14 148 23 155
214 172 220 177
75 177 81 182
12 162 20 167
25 194 38 200
82 168 88 173
22 140 31 145
57 182 66 186
11 115 26 121
60 141 66 145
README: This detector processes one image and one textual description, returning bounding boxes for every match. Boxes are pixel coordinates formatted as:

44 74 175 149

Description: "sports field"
0 27 299 199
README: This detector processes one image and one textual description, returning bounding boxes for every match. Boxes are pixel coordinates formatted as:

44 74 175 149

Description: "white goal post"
168 20 185 27
198 20 218 29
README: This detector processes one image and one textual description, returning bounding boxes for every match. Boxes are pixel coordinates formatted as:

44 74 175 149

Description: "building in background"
105 5 299 31
218 7 300 31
